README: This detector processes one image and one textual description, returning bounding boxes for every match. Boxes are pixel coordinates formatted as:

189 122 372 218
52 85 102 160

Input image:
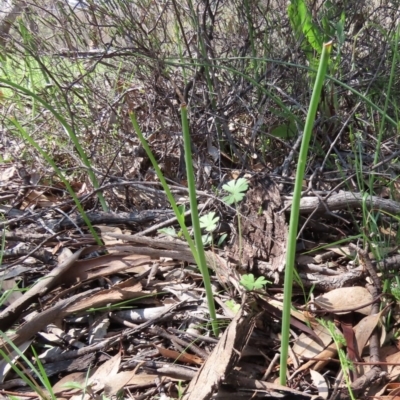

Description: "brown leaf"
156 346 203 365
386 351 400 380
66 253 151 283
353 311 383 356
65 282 143 313
314 286 372 315
52 372 87 394
292 323 332 359
88 352 121 392
103 372 157 396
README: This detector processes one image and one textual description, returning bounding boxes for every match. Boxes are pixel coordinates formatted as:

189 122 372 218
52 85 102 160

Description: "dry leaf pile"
3 161 400 400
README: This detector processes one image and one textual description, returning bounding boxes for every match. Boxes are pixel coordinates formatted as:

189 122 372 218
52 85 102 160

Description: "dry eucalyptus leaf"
88 352 121 392
314 286 372 315
52 372 87 394
353 311 383 356
386 350 400 380
96 225 125 248
104 372 158 396
292 323 332 359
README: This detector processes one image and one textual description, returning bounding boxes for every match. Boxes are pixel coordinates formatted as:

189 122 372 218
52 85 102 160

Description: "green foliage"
199 211 220 232
319 319 355 400
132 109 219 336
240 274 270 291
217 233 228 247
287 0 346 81
158 227 179 237
62 381 87 390
225 299 241 313
270 117 297 139
288 0 322 56
280 41 332 385
222 178 249 205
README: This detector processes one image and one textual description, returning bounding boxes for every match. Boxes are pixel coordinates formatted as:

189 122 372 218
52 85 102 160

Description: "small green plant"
225 299 241 314
240 274 270 291
199 211 220 232
221 177 249 264
177 380 186 399
319 319 355 400
62 367 92 399
222 178 249 205
200 211 220 246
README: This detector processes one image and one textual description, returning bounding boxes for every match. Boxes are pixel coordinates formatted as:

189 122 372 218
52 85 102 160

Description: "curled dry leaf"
313 286 372 315
310 369 329 399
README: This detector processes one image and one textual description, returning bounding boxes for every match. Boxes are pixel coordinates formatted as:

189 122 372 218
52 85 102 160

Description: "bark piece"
182 307 254 400
229 175 287 281
284 191 400 215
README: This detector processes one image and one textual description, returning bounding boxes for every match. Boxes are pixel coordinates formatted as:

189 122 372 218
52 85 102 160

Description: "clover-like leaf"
240 274 270 291
222 178 249 205
225 299 240 314
158 227 177 237
199 211 219 232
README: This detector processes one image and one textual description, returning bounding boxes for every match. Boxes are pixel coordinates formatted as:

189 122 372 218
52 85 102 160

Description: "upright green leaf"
288 0 323 55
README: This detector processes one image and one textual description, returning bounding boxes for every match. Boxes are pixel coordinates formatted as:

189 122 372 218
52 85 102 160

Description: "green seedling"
200 211 220 232
240 274 270 291
280 41 331 385
222 178 249 205
217 233 228 247
225 299 241 314
200 212 220 246
319 319 355 400
131 108 219 336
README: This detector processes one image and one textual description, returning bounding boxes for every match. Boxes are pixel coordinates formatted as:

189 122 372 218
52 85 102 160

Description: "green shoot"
319 319 355 400
0 332 56 399
130 109 219 336
280 41 332 385
9 117 103 246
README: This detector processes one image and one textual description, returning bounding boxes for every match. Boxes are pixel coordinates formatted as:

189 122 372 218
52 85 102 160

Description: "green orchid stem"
279 41 332 386
181 105 219 336
130 110 219 337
